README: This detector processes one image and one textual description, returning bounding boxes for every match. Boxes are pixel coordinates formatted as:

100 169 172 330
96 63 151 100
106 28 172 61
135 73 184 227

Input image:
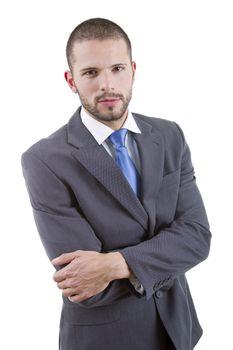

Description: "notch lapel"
133 114 165 237
67 108 148 230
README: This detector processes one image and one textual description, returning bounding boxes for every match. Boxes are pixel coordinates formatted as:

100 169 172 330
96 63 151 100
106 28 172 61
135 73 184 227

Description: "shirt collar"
80 106 141 145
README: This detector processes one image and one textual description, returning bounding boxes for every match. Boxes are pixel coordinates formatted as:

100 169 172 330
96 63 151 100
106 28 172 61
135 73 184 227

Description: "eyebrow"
79 63 128 73
80 67 96 73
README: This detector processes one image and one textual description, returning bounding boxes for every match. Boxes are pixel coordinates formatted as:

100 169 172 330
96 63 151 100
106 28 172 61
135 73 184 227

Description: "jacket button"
155 290 163 299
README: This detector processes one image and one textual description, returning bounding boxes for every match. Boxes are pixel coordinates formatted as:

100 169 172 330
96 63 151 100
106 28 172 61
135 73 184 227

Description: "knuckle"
66 272 73 279
65 269 73 279
64 280 72 289
57 282 63 289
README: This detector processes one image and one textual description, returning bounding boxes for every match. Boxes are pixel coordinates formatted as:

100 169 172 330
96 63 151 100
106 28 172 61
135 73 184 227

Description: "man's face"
65 39 136 124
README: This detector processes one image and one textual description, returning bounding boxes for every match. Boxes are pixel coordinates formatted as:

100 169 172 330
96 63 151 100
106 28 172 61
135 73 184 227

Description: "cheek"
78 82 98 99
121 77 134 94
112 75 132 93
122 72 134 86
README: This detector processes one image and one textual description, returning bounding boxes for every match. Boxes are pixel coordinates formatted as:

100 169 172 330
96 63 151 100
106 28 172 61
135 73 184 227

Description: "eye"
82 69 97 77
112 65 125 72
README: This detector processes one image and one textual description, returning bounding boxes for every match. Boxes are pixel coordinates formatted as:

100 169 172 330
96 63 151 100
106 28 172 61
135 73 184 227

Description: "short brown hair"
66 18 132 71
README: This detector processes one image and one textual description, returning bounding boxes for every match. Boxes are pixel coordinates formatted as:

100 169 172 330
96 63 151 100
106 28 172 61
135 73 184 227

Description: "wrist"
106 252 132 281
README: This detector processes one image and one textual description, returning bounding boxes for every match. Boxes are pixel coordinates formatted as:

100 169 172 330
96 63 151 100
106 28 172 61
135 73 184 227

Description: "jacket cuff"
121 248 155 300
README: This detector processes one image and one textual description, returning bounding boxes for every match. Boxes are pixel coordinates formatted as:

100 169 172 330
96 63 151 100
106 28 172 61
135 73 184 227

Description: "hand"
52 250 131 303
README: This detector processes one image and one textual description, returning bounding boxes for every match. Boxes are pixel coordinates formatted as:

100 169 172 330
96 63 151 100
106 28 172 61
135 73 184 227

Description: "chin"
101 110 126 121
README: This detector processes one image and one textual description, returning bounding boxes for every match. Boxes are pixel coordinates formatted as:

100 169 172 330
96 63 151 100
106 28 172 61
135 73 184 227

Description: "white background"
0 0 232 349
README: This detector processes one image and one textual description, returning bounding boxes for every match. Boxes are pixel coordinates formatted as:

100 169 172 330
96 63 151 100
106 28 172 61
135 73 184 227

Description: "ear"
64 71 78 93
131 61 136 81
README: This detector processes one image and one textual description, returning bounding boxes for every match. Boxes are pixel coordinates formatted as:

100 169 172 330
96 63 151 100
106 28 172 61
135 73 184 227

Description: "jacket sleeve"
120 125 212 300
21 150 138 308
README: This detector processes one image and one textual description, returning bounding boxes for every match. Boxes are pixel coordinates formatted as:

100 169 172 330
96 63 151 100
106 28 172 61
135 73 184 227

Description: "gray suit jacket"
21 108 211 349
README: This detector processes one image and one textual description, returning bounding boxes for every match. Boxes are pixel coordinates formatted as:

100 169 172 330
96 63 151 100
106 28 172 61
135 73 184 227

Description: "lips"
98 98 120 103
97 97 121 107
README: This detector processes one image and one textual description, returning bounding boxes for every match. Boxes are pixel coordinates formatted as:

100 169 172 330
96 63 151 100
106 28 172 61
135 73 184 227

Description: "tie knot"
108 128 128 149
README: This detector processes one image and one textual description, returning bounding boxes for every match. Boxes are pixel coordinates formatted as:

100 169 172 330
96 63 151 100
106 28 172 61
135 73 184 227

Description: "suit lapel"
133 114 165 237
67 108 148 230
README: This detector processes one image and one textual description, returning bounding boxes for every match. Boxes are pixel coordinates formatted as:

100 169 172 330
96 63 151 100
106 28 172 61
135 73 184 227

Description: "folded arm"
21 150 139 308
22 124 211 305
121 130 211 300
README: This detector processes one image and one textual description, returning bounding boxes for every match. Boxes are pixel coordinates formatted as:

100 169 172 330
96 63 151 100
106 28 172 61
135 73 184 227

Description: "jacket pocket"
61 302 121 326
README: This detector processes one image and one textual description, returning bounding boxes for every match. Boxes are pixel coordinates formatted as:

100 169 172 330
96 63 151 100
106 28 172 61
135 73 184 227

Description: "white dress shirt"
80 107 144 295
80 107 141 174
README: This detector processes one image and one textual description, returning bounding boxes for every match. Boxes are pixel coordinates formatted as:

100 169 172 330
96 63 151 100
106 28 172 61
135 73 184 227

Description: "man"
21 18 211 350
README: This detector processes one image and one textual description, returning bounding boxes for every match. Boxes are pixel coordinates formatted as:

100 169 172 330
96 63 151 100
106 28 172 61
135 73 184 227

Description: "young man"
21 18 211 350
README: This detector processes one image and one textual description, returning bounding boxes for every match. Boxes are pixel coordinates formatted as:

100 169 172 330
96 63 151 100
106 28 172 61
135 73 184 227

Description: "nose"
98 71 114 92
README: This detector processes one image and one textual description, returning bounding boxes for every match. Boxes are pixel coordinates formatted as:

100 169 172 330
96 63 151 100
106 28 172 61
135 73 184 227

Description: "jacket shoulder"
21 122 68 163
133 112 185 147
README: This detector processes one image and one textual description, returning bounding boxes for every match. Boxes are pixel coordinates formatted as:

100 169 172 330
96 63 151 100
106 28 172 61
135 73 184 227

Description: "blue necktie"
108 128 140 197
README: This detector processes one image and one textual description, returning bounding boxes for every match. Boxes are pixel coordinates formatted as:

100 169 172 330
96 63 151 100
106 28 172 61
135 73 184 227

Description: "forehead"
71 39 130 69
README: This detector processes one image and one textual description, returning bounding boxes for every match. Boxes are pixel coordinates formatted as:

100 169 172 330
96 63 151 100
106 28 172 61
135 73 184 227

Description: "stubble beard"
77 89 132 122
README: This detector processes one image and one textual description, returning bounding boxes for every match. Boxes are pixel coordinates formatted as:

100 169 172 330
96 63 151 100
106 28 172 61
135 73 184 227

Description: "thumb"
52 250 81 266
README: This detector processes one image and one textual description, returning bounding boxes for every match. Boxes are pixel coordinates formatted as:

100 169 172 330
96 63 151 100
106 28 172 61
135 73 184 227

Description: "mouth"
97 98 121 106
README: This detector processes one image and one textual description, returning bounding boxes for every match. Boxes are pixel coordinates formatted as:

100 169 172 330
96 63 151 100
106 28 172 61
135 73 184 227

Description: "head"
64 18 136 128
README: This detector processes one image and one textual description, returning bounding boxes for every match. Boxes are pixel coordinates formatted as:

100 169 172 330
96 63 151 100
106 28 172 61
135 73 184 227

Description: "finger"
52 250 81 266
57 281 68 290
53 259 79 283
53 266 71 283
57 278 76 290
53 268 72 283
68 292 90 303
62 288 78 297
